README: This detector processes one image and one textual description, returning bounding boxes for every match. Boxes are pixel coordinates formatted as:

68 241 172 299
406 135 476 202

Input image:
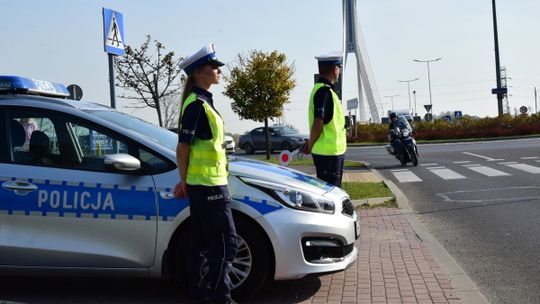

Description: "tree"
224 50 295 159
115 35 183 127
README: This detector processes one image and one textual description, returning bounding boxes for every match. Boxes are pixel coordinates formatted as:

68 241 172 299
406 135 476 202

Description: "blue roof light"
0 75 69 98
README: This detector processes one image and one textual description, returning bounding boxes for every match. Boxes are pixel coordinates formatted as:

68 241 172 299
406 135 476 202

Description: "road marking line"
392 170 422 183
536 160 540 163
466 165 510 177
453 161 471 164
521 156 539 160
390 169 410 172
462 152 502 161
499 162 518 165
421 163 438 166
426 166 446 170
429 168 466 180
462 164 481 167
505 163 540 174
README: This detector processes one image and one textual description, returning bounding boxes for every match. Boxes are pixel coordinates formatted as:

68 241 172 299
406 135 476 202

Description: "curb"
369 167 490 304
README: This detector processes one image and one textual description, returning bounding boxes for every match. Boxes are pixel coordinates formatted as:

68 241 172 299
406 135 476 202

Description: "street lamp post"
384 94 399 112
413 90 418 116
414 58 442 116
398 77 420 115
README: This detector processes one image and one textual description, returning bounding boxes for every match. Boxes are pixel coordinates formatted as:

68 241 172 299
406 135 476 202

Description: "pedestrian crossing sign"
102 8 125 55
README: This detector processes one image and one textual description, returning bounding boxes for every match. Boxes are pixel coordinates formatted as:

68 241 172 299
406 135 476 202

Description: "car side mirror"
104 153 141 171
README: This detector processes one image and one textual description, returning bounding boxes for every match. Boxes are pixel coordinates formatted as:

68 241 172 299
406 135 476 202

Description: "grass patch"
341 182 393 200
356 197 398 209
251 155 366 167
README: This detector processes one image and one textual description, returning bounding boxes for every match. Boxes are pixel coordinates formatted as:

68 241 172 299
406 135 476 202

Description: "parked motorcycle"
385 117 419 166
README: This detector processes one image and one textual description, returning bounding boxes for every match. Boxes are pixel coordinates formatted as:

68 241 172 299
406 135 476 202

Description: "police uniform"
178 44 238 304
308 52 347 187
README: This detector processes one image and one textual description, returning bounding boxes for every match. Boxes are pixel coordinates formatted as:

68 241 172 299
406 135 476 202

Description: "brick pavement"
248 208 463 304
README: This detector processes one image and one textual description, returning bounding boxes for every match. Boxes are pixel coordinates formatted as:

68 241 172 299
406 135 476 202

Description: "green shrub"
349 113 540 143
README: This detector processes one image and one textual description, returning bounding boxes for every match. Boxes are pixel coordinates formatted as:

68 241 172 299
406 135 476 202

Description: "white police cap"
315 51 343 66
179 43 225 75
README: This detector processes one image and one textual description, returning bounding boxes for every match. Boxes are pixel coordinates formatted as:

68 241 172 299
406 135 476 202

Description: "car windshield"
85 110 177 151
273 126 298 135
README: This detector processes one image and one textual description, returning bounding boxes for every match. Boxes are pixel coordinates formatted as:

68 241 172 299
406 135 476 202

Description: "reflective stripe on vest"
181 93 228 186
308 83 347 155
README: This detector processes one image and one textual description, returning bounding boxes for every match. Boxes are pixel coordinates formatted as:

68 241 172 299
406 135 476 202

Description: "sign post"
102 8 125 108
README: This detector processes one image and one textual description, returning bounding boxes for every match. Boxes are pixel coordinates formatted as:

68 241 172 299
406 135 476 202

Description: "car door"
0 108 158 268
252 128 265 150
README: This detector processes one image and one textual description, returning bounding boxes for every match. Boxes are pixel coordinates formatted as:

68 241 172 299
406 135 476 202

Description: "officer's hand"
302 142 311 155
173 182 187 198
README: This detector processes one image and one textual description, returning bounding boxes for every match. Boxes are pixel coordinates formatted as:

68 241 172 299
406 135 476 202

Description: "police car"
0 76 359 298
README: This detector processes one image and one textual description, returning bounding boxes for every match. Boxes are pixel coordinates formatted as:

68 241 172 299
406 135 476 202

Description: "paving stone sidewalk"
247 207 463 304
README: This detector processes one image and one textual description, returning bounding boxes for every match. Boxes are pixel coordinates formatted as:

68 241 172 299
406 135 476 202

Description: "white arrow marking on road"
429 168 466 180
466 165 510 177
392 170 422 183
505 163 540 174
463 152 504 162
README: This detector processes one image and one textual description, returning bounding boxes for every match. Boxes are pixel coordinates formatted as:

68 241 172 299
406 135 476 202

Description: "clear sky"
2 0 539 135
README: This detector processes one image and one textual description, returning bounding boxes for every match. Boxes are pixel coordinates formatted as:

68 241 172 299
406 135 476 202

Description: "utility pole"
535 87 538 113
491 0 504 116
413 90 418 116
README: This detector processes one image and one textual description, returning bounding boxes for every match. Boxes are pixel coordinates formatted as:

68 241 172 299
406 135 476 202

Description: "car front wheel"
244 142 254 154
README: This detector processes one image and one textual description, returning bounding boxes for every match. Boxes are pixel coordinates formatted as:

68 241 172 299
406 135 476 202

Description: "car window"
68 121 173 174
4 108 174 174
8 114 61 166
252 128 263 136
68 122 129 171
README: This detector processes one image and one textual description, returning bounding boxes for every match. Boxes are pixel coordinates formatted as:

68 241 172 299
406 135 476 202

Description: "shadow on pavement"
0 275 321 303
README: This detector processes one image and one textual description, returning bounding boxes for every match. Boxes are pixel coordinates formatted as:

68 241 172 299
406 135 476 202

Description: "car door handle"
159 191 175 200
2 181 38 196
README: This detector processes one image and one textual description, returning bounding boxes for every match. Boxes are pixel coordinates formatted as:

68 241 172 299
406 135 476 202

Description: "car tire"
281 141 293 152
230 216 271 299
244 142 254 154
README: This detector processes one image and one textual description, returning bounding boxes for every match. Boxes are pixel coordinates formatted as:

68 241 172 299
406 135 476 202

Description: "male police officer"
305 52 347 187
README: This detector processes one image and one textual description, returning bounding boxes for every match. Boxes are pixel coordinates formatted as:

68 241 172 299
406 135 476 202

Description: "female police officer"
173 44 238 304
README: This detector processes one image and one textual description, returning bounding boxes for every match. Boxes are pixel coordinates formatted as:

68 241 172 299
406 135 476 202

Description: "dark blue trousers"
312 154 345 187
186 185 238 304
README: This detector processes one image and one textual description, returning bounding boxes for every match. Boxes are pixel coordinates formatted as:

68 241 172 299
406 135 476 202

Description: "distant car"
169 128 236 154
225 133 236 154
239 126 308 154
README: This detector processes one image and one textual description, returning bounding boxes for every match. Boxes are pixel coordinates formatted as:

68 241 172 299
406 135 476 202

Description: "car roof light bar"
0 75 69 98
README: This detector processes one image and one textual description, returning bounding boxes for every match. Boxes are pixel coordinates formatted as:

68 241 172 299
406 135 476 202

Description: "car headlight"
239 177 335 214
401 129 410 137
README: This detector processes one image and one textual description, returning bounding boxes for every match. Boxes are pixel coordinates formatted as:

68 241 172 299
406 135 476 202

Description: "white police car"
0 76 359 298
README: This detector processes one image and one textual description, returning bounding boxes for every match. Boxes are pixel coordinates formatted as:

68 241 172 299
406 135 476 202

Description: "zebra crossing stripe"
392 170 422 183
421 163 438 166
453 161 471 164
521 157 539 160
429 168 466 180
505 163 540 174
466 165 510 177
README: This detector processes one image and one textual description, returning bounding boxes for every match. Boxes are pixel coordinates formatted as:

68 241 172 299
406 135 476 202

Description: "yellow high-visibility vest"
180 93 228 186
308 83 347 155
